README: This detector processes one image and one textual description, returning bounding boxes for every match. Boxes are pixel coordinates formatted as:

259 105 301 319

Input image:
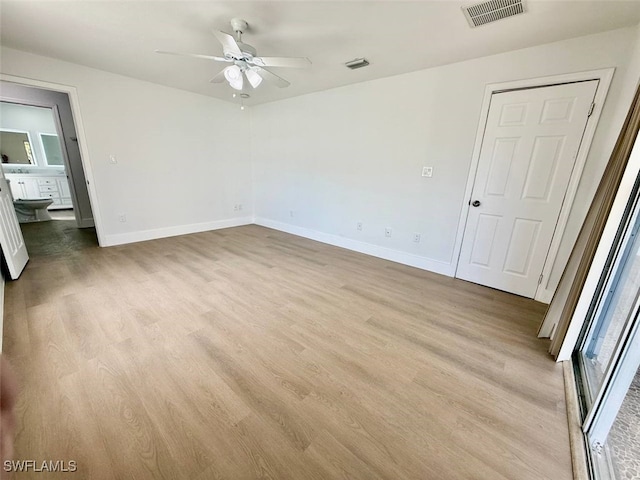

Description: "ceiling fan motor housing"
230 18 248 34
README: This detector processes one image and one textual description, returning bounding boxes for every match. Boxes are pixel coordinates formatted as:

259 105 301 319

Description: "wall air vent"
345 58 370 70
462 0 525 28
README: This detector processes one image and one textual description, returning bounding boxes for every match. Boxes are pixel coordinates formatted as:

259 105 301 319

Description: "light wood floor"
2 225 572 479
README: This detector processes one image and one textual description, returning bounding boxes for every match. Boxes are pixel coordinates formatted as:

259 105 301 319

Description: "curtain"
545 82 640 357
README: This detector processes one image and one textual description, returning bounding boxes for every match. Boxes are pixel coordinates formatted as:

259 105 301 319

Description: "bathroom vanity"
6 174 72 209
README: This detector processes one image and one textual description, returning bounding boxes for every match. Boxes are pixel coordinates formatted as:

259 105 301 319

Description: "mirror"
40 133 64 166
0 130 35 165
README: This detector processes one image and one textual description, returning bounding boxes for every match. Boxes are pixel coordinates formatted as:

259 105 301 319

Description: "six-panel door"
457 80 599 298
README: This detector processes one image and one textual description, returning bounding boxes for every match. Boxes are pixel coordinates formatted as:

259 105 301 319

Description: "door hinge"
588 102 595 117
538 274 543 285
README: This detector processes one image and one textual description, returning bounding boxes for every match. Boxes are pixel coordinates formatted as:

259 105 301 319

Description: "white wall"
251 26 640 296
1 26 639 299
0 47 253 246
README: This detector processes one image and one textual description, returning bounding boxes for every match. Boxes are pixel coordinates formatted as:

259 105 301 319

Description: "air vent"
345 58 370 70
462 0 525 27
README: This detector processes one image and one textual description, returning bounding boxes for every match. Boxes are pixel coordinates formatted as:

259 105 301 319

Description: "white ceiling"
1 1 640 106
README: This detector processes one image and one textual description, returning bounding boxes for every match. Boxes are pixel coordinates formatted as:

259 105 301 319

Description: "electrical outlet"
422 166 433 177
385 228 392 238
118 214 126 223
414 233 421 243
233 204 243 212
238 204 243 211
357 222 363 231
109 154 118 164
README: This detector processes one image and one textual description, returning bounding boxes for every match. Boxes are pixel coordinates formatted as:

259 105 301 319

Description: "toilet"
13 198 54 223
5 177 54 223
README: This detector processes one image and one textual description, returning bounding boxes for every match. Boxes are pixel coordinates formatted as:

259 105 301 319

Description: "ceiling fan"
156 18 311 90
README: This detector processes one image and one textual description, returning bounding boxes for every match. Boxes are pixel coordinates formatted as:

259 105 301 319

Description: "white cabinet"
7 176 40 199
56 177 72 208
36 177 73 209
6 174 73 209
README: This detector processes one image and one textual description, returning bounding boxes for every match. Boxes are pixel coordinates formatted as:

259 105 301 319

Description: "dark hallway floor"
19 209 98 257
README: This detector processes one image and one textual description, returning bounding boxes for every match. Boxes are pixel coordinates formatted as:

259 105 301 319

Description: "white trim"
557 125 640 361
451 68 615 303
103 216 254 247
0 73 106 246
255 217 455 277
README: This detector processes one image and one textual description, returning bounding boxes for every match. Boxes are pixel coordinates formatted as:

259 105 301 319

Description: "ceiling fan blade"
213 30 242 57
253 56 311 68
209 70 227 83
256 67 290 88
155 50 228 62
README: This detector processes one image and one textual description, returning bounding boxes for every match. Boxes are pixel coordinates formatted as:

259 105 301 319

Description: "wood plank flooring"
2 225 572 479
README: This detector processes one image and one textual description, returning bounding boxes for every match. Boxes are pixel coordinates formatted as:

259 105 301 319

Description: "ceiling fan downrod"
230 18 248 43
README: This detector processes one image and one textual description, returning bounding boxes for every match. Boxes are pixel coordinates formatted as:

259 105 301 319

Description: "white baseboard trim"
103 216 254 247
254 217 455 277
535 288 554 306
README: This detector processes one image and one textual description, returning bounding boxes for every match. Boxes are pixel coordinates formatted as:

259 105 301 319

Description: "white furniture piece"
5 173 73 209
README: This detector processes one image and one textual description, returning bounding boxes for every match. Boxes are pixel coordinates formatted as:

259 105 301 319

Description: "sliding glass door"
575 173 640 479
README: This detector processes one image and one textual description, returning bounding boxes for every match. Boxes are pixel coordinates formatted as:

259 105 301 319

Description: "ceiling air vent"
345 58 370 70
462 0 525 28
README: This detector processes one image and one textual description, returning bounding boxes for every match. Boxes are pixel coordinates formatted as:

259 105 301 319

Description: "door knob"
472 200 481 207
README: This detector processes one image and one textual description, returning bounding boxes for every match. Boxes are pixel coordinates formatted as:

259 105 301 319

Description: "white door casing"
456 80 599 298
0 169 28 279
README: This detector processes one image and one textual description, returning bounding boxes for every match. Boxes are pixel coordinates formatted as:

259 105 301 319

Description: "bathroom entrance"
0 81 98 273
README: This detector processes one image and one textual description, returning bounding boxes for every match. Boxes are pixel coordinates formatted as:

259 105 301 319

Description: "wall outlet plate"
422 166 433 177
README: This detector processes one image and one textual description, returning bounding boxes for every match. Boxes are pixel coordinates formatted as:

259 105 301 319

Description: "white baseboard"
254 217 455 277
103 216 254 246
535 288 554 306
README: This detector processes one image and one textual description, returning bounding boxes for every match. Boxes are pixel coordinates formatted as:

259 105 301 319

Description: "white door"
0 170 28 279
457 81 598 298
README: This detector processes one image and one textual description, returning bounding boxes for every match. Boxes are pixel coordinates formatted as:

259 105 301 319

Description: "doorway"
0 81 99 274
0 80 94 229
454 70 614 301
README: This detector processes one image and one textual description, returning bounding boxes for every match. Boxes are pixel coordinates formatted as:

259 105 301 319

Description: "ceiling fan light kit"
156 17 311 94
245 67 263 88
223 65 243 90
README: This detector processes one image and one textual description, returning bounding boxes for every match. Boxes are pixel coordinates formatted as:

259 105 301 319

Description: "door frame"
452 68 615 303
0 73 105 246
